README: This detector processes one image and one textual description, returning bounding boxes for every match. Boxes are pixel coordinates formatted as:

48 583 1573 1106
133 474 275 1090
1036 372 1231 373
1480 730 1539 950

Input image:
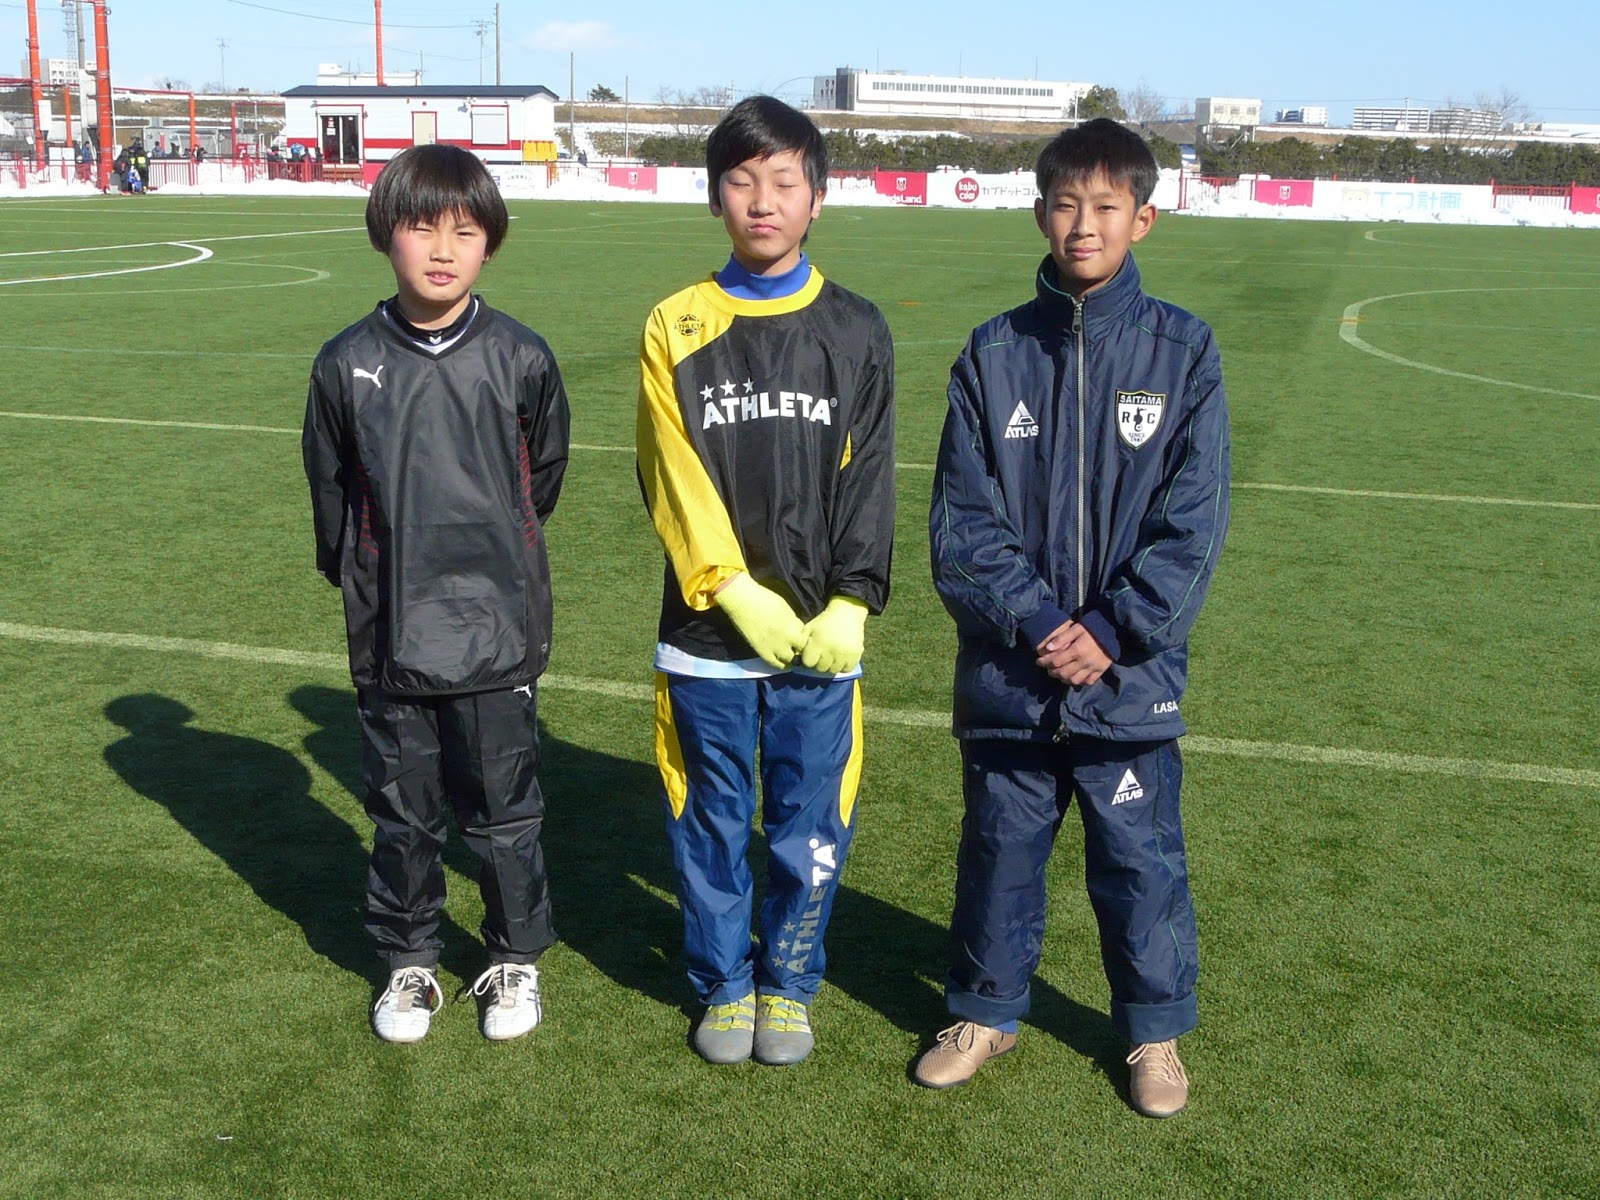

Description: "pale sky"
7 0 1598 124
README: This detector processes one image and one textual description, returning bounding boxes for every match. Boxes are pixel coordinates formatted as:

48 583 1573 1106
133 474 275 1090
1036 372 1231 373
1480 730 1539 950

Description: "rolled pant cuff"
1113 992 1197 1045
703 977 756 1006
384 950 440 971
946 981 1029 1028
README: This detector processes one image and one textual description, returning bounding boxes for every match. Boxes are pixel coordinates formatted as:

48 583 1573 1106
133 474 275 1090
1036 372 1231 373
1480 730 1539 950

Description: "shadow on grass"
106 686 1124 1076
534 710 1125 1078
102 690 476 985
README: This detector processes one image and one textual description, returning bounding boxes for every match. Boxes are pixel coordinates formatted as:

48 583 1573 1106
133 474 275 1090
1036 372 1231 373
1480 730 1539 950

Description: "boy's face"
387 208 488 328
710 149 823 276
1034 169 1156 298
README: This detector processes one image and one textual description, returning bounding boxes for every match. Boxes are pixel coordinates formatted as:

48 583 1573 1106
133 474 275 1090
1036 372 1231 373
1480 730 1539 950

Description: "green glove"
800 595 869 675
715 573 806 669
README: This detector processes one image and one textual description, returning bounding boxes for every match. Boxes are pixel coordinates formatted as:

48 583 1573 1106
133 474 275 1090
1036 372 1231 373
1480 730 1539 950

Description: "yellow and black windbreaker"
637 269 896 662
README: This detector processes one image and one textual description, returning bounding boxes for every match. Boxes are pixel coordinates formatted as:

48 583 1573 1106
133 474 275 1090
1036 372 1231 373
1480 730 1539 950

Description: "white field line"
12 624 1600 793
0 226 365 258
1339 287 1600 402
0 226 365 288
0 241 212 286
3 413 1593 512
2 620 1596 790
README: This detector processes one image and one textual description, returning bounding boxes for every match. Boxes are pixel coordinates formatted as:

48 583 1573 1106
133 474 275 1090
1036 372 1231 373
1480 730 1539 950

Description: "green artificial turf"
0 196 1595 1198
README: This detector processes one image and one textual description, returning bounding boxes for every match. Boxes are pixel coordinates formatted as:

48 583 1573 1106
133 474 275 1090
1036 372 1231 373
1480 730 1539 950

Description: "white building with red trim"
281 83 560 182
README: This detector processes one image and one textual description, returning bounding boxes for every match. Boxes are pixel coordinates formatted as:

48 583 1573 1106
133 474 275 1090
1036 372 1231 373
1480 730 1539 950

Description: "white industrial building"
1351 106 1501 135
1195 97 1262 128
813 68 1092 120
281 81 559 178
1275 106 1329 127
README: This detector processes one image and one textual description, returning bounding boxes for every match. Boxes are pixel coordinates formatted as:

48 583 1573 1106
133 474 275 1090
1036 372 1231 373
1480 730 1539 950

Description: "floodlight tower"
92 0 111 190
374 1 385 86
26 0 46 169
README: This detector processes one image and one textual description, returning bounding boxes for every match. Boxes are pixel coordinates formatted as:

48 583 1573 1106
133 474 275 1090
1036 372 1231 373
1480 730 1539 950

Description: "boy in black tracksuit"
302 145 570 1044
916 121 1230 1116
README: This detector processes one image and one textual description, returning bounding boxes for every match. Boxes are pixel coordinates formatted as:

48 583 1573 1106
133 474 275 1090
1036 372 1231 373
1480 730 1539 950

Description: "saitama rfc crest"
1115 390 1166 449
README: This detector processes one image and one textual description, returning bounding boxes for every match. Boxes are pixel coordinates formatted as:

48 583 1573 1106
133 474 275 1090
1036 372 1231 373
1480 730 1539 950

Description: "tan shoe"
1126 1039 1189 1117
912 1020 1017 1089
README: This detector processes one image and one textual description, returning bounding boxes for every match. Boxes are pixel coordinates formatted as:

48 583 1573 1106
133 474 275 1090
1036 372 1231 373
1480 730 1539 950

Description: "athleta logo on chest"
698 377 836 429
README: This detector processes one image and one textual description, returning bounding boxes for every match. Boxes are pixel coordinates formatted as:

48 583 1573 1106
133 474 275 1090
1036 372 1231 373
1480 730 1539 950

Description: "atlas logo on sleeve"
353 365 385 389
1116 390 1165 448
1003 402 1040 439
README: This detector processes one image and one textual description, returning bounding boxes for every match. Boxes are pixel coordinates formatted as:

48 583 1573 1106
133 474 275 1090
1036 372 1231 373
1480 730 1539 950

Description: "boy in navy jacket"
916 120 1229 1116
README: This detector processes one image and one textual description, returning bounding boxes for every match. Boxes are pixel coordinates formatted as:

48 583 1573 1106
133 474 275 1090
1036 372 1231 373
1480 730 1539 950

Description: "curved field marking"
0 241 212 286
0 224 364 289
2 619 1595 790
1340 287 1600 401
0 262 333 298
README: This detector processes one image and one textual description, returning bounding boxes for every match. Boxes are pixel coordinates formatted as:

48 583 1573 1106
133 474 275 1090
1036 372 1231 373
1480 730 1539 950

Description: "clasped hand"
715 576 866 674
1036 620 1110 687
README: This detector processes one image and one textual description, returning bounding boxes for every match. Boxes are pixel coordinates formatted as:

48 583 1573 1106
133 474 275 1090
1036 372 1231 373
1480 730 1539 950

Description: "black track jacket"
303 300 570 695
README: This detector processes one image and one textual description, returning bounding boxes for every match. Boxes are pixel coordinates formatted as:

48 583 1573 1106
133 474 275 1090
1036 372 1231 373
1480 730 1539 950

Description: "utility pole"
569 52 575 156
218 38 228 91
472 20 490 86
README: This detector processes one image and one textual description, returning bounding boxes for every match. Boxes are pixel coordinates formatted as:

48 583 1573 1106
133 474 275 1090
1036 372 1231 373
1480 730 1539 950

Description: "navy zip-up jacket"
930 253 1230 742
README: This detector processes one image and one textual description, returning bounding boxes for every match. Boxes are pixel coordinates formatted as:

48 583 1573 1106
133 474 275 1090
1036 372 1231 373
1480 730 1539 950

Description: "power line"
221 0 476 29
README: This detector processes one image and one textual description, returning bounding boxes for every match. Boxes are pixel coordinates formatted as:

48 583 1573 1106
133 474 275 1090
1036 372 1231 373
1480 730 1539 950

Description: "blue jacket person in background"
915 119 1230 1117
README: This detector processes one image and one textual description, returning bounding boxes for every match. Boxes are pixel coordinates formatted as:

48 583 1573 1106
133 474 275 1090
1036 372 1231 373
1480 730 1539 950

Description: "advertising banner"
606 165 657 193
1253 178 1315 207
1314 181 1495 218
1571 186 1600 215
874 169 927 206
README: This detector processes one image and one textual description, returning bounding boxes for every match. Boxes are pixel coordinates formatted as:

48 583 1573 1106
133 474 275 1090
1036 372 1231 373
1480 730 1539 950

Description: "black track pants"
358 684 554 969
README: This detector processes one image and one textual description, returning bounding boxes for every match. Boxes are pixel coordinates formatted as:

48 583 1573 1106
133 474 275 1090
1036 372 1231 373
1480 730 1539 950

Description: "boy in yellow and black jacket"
636 95 895 1067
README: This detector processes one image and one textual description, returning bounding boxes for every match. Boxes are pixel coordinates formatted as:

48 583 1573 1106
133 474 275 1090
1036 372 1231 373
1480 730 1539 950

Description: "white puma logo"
353 365 384 388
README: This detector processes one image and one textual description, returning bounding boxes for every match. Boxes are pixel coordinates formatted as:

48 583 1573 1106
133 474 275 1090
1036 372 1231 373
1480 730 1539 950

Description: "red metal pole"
189 93 196 155
375 1 385 86
27 0 46 169
62 84 73 166
93 0 113 191
231 101 238 156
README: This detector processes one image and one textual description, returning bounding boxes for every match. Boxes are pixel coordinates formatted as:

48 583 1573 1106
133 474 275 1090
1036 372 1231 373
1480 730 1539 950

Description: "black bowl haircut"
706 95 828 199
1035 118 1160 209
366 144 510 256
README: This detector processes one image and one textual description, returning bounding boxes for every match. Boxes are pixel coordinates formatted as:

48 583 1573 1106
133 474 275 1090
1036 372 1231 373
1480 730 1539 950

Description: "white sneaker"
372 965 443 1043
470 962 542 1041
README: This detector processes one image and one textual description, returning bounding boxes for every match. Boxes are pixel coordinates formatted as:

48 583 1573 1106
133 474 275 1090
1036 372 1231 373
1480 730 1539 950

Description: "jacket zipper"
1073 298 1085 611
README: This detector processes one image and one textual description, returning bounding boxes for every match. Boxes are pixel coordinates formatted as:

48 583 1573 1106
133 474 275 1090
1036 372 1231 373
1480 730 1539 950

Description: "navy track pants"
654 671 862 1006
946 736 1199 1044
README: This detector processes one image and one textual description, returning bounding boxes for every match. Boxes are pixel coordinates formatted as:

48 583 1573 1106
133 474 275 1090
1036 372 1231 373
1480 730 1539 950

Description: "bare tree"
1475 87 1534 131
1124 81 1166 126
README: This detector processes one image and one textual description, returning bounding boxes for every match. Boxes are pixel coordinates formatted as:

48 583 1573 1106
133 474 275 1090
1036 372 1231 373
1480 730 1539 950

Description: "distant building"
813 68 1092 120
1275 106 1328 127
1352 105 1501 135
1427 107 1502 135
1195 97 1262 128
1351 106 1431 133
282 82 559 178
20 56 92 87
